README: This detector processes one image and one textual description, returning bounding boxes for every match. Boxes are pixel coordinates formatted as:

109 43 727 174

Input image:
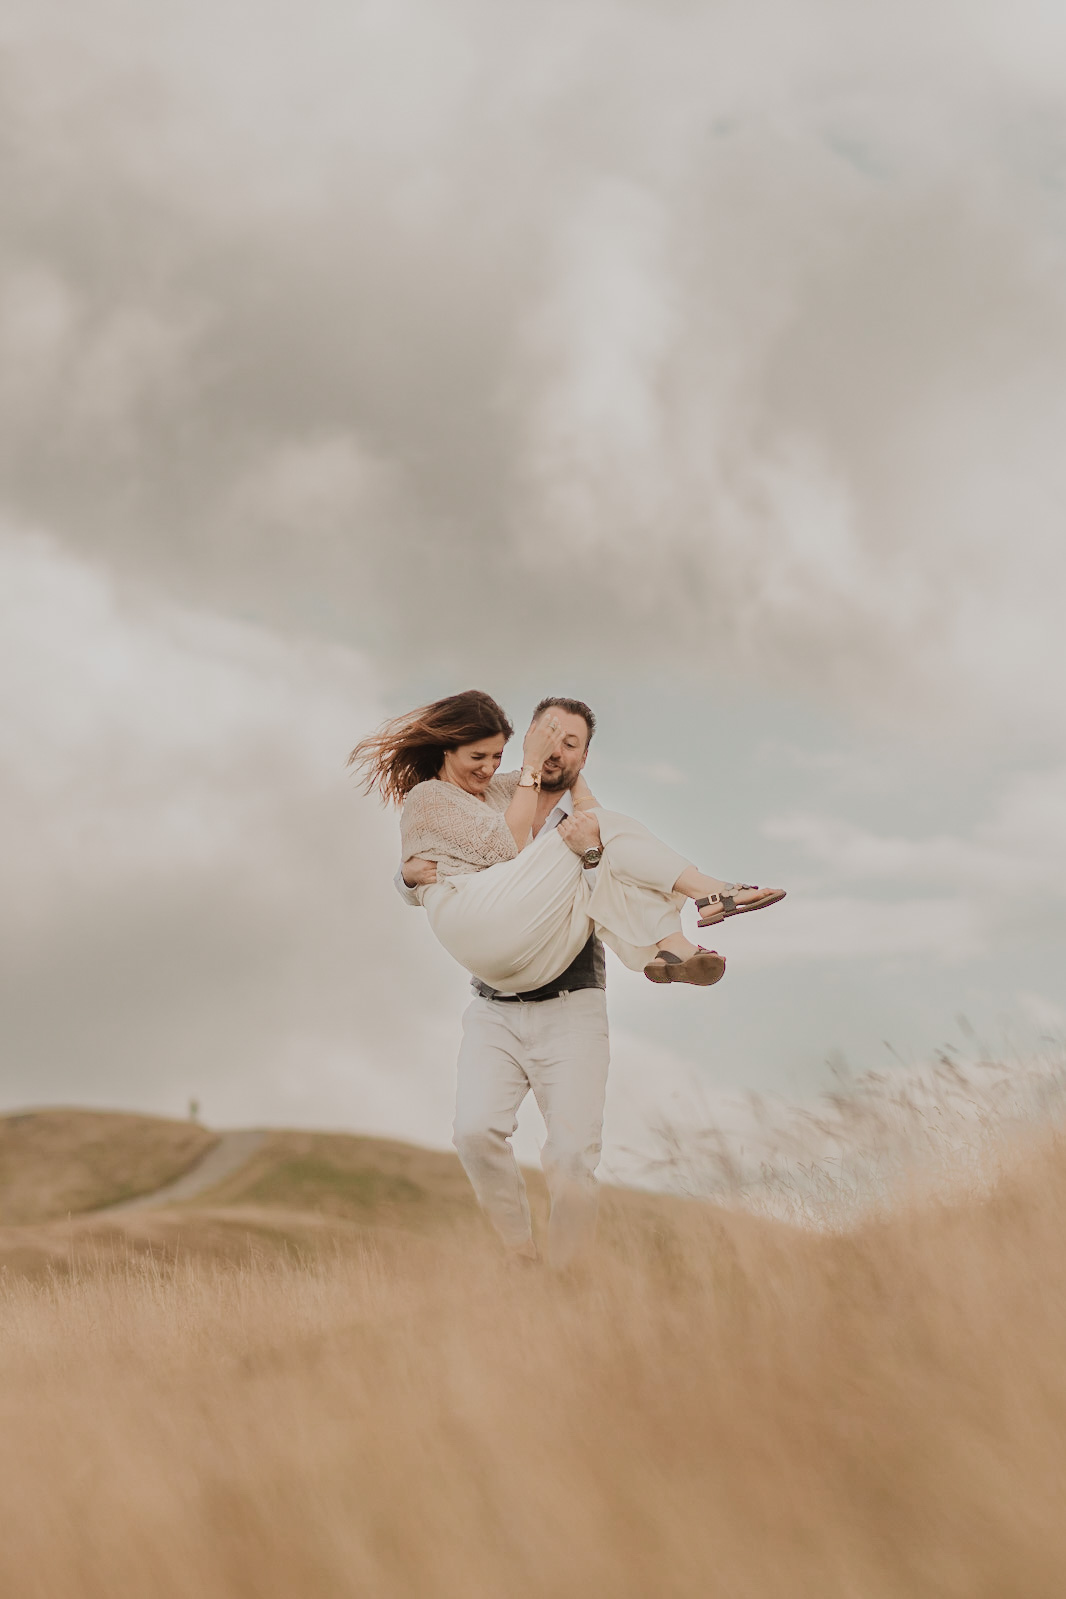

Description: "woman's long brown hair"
348 690 515 805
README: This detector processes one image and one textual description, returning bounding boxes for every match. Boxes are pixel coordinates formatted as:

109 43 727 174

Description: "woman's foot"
644 948 726 987
694 884 786 928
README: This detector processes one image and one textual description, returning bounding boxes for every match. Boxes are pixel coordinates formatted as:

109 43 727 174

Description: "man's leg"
525 990 610 1268
453 997 537 1257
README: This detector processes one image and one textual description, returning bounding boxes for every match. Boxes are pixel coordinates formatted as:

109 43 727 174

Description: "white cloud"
0 524 470 1132
724 894 984 965
1 0 1065 739
751 764 1066 972
0 264 204 457
767 767 1066 898
3 0 1066 1147
1016 991 1066 1033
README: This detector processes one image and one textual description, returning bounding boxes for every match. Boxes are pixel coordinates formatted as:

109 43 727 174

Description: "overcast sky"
4 0 1066 1173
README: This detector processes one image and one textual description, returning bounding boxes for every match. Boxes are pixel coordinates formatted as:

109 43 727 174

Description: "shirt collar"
546 786 574 821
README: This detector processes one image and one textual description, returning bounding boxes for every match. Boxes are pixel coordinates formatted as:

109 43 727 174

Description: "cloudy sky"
4 0 1066 1172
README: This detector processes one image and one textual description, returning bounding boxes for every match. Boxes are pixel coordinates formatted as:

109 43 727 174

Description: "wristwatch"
580 846 603 869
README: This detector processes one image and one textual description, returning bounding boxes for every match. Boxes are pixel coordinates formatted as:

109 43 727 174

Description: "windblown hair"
531 696 597 746
348 690 514 806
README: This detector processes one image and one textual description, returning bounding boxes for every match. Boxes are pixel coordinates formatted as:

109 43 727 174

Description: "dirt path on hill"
101 1130 268 1212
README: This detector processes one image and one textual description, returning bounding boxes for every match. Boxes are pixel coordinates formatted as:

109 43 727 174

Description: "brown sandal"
644 948 727 987
695 885 786 929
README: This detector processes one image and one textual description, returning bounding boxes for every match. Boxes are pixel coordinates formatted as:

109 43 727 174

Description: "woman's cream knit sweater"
399 773 521 898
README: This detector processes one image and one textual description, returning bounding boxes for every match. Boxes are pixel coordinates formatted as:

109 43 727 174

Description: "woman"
350 690 784 994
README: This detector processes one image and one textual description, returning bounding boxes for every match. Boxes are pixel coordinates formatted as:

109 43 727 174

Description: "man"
395 696 607 1266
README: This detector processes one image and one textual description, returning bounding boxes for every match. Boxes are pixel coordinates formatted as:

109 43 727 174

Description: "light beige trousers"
453 988 610 1265
424 809 691 993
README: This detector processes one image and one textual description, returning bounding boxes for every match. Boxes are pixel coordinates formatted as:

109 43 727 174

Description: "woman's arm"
572 772 600 810
399 785 446 870
503 713 564 849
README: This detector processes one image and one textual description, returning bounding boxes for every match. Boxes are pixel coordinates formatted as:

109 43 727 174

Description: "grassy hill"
183 1126 483 1225
0 1108 217 1224
0 1107 740 1280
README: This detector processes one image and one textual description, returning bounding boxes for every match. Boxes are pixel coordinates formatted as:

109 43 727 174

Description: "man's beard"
540 756 584 793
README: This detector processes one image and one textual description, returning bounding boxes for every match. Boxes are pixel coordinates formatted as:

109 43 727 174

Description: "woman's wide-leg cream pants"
422 809 692 993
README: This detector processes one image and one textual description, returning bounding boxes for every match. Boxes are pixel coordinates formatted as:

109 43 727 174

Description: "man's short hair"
532 696 596 747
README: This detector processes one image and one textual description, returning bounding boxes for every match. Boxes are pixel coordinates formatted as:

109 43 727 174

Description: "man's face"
537 708 590 792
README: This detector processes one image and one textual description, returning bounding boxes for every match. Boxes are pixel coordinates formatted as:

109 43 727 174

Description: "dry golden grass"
3 1116 1066 1597
0 1108 216 1223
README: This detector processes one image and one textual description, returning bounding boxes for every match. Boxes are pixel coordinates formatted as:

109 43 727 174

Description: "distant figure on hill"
350 690 784 1267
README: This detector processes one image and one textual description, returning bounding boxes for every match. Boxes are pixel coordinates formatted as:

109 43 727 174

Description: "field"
2 1106 1066 1597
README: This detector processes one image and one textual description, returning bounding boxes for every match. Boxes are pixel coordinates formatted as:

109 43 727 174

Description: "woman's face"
440 733 506 797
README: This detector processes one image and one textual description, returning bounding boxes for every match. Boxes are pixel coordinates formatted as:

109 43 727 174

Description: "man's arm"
393 865 420 907
393 857 438 906
556 812 602 856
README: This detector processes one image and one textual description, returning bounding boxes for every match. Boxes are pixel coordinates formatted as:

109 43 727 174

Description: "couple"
351 690 784 1266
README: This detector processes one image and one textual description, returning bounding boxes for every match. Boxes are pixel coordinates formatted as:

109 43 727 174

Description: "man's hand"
557 813 602 857
402 856 438 888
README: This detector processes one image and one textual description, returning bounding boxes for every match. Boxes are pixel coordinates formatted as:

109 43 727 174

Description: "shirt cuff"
394 865 422 906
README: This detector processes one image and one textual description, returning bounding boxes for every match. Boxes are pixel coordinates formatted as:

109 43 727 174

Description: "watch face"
582 847 603 867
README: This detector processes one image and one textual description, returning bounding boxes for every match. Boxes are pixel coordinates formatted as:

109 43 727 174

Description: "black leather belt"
474 981 605 1004
486 988 570 1004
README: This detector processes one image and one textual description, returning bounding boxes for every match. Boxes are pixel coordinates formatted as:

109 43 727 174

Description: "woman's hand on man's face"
522 712 563 769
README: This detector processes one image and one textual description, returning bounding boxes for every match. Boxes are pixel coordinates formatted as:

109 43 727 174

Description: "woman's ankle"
673 867 727 900
656 933 698 961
